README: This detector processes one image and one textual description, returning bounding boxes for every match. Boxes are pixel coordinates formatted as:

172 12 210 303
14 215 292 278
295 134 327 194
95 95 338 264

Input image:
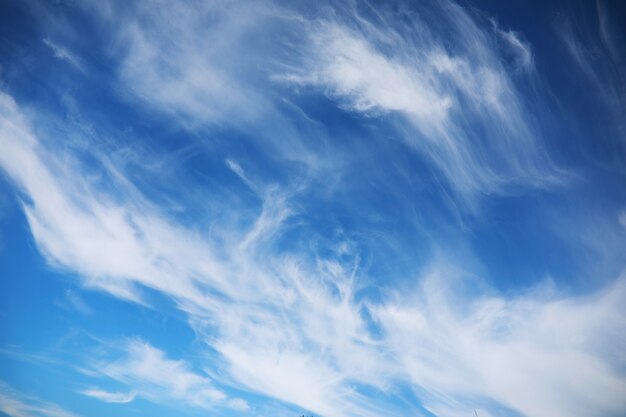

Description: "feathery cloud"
280 1 562 202
86 339 248 411
78 389 135 404
0 381 80 417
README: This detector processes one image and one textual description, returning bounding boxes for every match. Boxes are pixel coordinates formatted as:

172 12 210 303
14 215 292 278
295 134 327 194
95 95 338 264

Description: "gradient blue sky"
1 1 626 417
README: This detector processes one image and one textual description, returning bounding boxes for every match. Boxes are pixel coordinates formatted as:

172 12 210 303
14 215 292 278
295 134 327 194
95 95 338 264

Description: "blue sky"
0 0 625 416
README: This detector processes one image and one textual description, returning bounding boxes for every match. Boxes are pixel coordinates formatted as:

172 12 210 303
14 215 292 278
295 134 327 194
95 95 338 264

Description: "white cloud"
491 20 534 73
372 265 626 417
596 0 621 63
0 90 397 417
0 92 234 306
79 389 135 404
226 398 250 412
73 0 563 203
89 340 247 411
500 29 534 72
281 1 562 203
42 38 84 72
282 24 452 124
0 381 80 417
557 7 626 144
102 0 338 175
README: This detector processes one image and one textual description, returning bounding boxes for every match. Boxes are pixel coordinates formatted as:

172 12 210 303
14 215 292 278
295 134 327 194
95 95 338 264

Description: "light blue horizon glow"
0 1 625 417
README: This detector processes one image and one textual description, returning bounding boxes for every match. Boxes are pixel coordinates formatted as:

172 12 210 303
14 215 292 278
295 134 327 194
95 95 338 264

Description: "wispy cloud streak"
85 340 248 411
280 1 562 202
79 389 135 404
0 381 80 417
42 38 84 72
557 1 626 147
